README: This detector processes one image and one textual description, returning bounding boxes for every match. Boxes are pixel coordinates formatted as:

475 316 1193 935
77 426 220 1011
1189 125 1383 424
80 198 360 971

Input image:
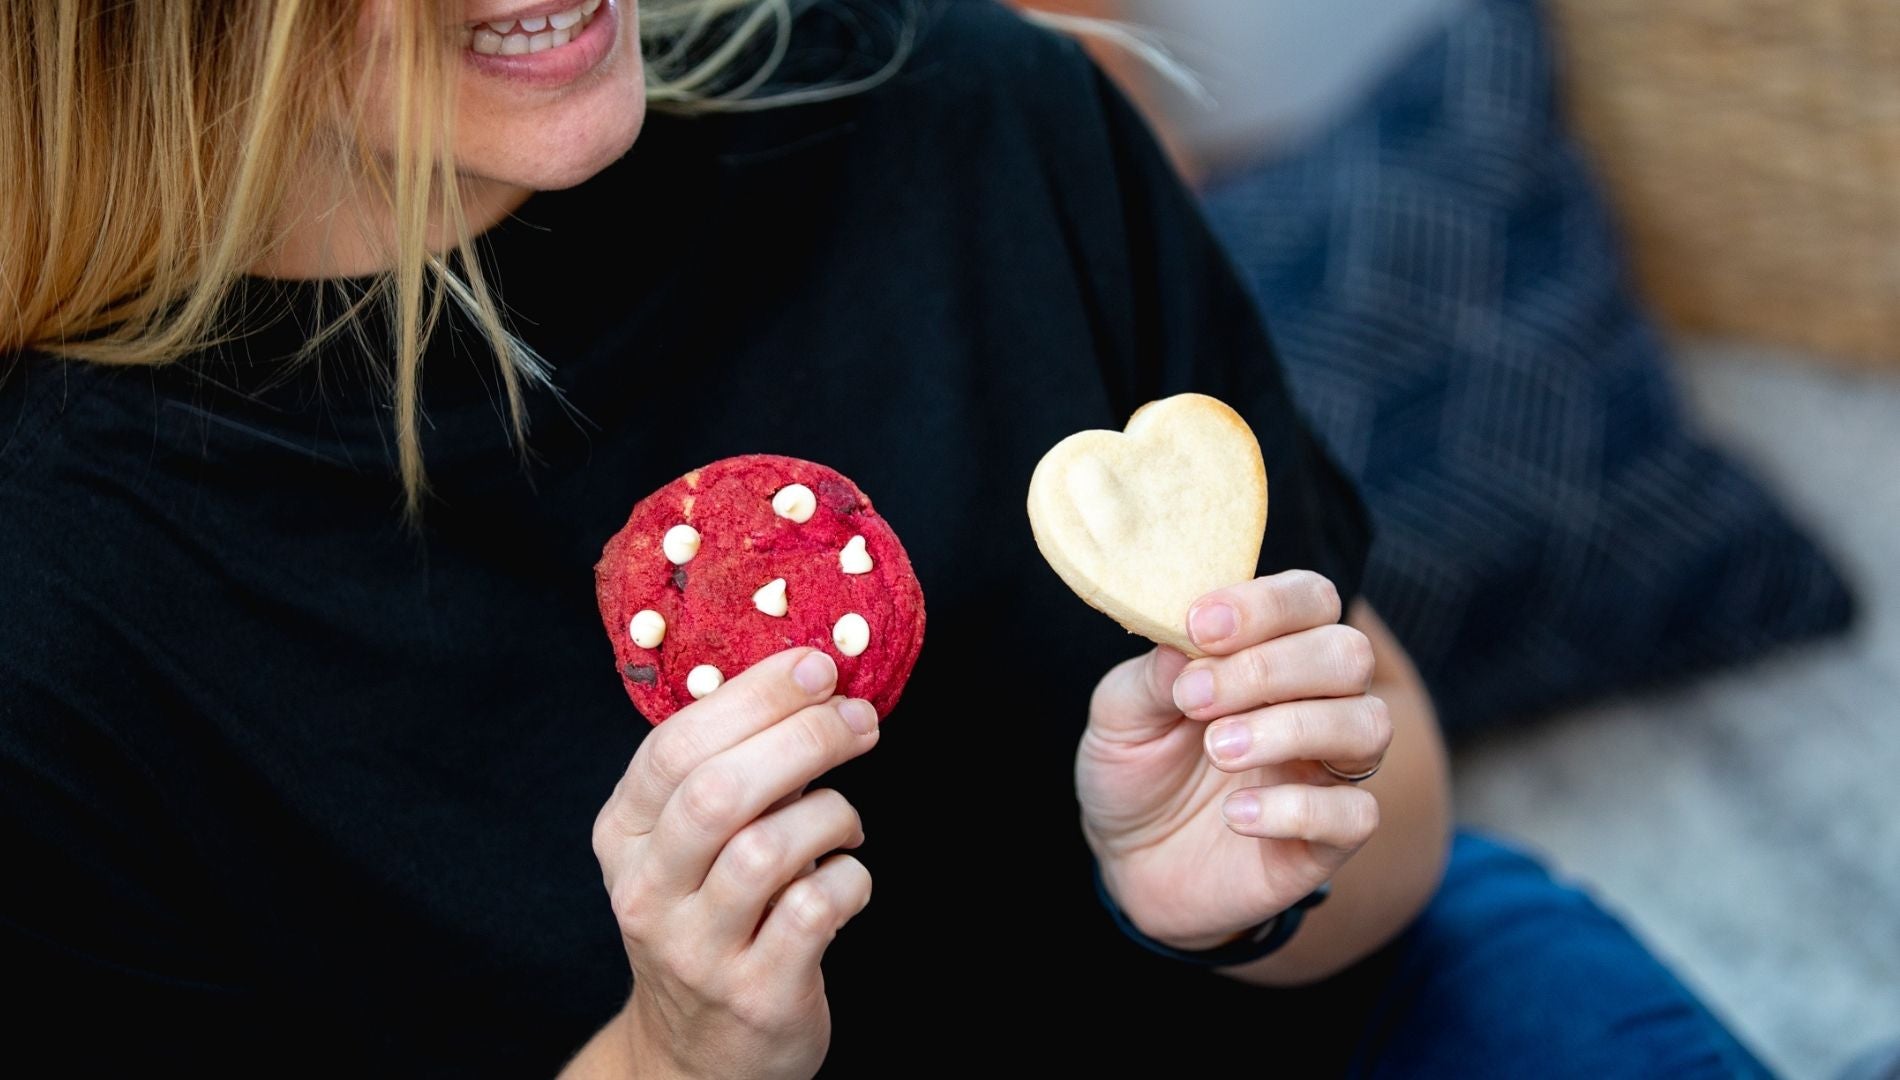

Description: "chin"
452 0 649 191
524 97 647 190
458 78 648 192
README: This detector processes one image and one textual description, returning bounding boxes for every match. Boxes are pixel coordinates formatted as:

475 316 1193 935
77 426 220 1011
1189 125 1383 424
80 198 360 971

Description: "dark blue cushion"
1200 0 1855 733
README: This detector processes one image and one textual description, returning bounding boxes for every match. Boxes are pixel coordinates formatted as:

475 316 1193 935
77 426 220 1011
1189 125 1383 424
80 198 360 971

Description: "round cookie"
595 455 927 725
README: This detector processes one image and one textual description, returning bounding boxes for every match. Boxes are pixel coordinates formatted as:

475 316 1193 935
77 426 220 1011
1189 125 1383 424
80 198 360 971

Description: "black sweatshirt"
1 2 1371 1073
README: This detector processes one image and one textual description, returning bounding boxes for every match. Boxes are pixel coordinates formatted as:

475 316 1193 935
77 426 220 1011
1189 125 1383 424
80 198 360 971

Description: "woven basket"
1551 0 1900 370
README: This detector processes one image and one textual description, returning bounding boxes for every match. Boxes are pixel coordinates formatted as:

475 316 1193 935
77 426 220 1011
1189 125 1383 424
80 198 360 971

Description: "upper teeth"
467 0 600 54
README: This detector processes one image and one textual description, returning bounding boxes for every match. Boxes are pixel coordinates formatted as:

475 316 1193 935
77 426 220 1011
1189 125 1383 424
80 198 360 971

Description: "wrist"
1157 923 1258 953
1090 854 1242 951
559 999 662 1080
1091 858 1330 968
623 996 696 1080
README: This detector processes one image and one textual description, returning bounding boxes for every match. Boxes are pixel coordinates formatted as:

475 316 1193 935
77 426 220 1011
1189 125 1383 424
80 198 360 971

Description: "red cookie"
595 455 927 725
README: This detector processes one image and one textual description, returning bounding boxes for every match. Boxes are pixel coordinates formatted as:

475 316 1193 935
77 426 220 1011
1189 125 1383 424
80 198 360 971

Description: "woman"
1 1 1770 1076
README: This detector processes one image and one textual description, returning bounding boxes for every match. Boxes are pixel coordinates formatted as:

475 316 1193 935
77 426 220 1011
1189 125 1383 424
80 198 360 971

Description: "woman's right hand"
589 647 881 1079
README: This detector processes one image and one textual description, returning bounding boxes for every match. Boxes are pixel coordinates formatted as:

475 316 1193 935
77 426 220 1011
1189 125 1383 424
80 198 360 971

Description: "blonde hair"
0 0 905 517
1 1 1163 517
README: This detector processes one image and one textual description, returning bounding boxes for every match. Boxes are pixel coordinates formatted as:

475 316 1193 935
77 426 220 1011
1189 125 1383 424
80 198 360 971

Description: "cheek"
347 0 402 157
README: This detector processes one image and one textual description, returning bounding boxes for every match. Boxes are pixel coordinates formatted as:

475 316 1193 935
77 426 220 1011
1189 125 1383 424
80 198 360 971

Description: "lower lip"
463 0 619 88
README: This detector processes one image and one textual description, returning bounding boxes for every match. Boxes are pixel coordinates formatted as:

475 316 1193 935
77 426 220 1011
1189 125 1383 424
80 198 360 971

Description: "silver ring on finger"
1321 759 1381 784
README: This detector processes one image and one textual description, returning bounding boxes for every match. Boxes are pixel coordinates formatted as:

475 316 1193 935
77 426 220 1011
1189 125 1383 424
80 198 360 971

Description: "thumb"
1087 645 1192 745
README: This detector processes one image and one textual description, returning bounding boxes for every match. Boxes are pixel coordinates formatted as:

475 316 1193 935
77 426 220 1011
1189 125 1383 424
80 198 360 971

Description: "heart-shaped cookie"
1027 394 1268 657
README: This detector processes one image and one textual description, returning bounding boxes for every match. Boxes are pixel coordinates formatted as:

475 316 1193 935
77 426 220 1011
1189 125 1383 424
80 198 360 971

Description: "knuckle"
590 803 619 863
727 826 785 885
655 937 714 988
781 879 838 936
842 857 873 912
1350 791 1382 842
1239 646 1277 700
812 788 861 835
1363 695 1394 752
808 785 850 814
1284 788 1320 837
728 986 794 1034
1267 570 1336 627
1256 576 1294 629
1305 571 1343 622
1268 704 1308 762
677 769 744 833
1332 626 1376 688
729 677 784 726
608 876 652 937
788 706 838 762
641 733 697 794
1292 701 1326 753
1143 649 1174 703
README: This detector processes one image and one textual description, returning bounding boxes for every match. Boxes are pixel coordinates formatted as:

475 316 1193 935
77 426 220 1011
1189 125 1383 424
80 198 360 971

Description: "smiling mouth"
462 0 603 56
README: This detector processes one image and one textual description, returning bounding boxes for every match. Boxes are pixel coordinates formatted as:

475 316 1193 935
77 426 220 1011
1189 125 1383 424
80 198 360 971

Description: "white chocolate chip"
832 612 870 658
662 524 701 565
628 609 667 649
771 484 817 524
839 535 874 575
753 578 789 617
686 664 724 699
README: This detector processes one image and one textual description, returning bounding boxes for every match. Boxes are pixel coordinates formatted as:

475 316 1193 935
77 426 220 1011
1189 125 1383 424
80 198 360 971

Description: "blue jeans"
1288 831 1775 1078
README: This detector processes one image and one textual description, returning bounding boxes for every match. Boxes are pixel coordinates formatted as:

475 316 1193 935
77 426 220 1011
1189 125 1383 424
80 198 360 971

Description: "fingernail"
1173 669 1215 713
794 651 837 694
1189 602 1237 647
1222 793 1260 826
1208 722 1251 762
840 698 879 735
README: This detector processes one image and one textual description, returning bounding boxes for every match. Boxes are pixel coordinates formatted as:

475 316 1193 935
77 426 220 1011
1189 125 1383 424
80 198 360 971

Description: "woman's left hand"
1076 570 1393 951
